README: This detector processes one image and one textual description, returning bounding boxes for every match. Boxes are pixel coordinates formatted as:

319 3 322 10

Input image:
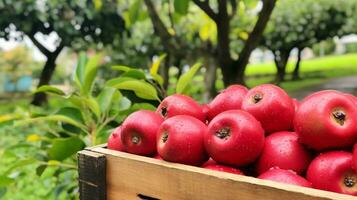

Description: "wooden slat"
78 150 106 200
91 147 357 200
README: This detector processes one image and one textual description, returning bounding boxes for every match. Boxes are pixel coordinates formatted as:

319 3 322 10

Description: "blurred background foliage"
1 0 357 199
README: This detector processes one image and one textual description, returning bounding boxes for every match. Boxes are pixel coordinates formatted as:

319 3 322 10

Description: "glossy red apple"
256 131 312 175
121 110 163 156
156 94 205 122
294 90 357 150
107 126 125 151
201 103 210 124
153 154 163 160
157 115 208 166
205 110 265 167
292 98 299 111
206 85 248 121
259 168 312 188
344 93 357 106
307 151 357 195
353 144 357 172
202 159 243 175
241 84 295 134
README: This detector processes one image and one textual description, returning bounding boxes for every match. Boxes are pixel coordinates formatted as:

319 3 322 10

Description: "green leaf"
83 54 102 96
174 0 189 15
152 74 164 87
56 107 84 134
0 188 6 199
129 0 141 24
83 97 101 119
15 115 87 132
0 114 22 124
56 107 84 123
105 77 136 87
150 54 166 75
176 62 202 94
93 0 103 10
117 96 131 111
112 80 160 101
36 165 47 176
48 137 85 161
121 69 146 79
0 176 14 188
74 52 87 89
131 103 157 111
96 87 117 113
111 65 131 72
4 159 36 175
34 85 65 96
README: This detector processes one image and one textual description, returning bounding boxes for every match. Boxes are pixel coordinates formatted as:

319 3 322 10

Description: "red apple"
241 84 295 134
307 151 357 195
344 93 357 106
259 168 312 188
292 98 299 111
205 110 265 167
256 131 312 175
156 94 205 122
353 144 357 172
201 103 210 124
294 90 357 150
206 85 248 121
153 154 163 160
157 115 208 166
121 110 163 156
202 159 243 175
107 126 125 151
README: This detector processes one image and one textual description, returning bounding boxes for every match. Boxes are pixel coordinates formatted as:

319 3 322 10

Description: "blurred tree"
0 46 34 78
0 0 125 105
143 0 276 87
263 0 352 82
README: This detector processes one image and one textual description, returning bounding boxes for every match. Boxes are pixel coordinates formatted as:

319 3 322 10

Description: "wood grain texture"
78 150 106 200
91 147 357 200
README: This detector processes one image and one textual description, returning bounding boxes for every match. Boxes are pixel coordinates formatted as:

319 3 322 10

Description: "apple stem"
332 110 346 126
215 127 230 140
344 176 356 187
253 94 263 103
161 107 168 117
162 132 169 143
131 135 140 144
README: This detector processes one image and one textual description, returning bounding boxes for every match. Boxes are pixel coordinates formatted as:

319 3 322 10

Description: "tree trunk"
31 50 62 106
234 0 277 85
273 50 290 84
160 53 170 90
203 58 217 102
292 48 303 80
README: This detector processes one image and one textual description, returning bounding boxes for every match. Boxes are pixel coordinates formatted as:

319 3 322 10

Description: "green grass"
245 53 357 95
246 53 357 76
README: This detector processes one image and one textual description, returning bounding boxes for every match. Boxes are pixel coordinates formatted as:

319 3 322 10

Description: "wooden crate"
78 145 357 200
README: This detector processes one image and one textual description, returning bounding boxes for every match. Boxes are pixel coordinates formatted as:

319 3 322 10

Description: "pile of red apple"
108 84 357 196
